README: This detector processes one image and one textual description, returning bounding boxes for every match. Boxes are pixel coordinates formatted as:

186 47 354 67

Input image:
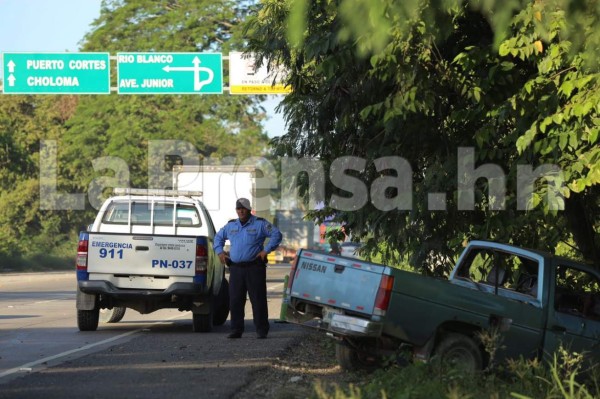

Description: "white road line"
34 299 70 304
0 313 185 380
268 283 284 291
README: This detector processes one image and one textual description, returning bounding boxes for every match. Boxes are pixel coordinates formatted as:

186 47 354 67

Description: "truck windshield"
102 201 202 227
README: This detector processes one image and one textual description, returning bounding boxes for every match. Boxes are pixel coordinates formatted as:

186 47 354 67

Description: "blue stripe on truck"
77 270 89 281
193 275 207 284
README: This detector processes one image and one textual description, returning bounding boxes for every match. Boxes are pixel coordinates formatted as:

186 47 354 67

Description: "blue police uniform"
214 215 282 263
214 214 282 338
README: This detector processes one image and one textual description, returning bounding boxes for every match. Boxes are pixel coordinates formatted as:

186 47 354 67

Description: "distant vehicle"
172 164 258 232
272 245 296 264
340 242 362 258
75 188 229 333
270 248 284 263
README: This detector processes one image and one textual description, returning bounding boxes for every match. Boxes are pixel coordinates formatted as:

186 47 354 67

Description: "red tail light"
76 238 88 271
373 275 394 316
195 244 208 275
196 245 207 257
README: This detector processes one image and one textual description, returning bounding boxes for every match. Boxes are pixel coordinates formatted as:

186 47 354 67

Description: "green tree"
245 0 599 269
0 0 272 259
61 0 271 201
0 95 81 256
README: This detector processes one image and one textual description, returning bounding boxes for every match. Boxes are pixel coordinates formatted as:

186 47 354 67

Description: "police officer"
214 198 282 339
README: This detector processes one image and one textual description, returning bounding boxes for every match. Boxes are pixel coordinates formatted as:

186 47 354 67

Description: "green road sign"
117 52 223 94
2 52 110 94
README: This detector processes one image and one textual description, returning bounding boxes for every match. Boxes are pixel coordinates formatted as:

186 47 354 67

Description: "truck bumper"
286 304 383 338
79 280 204 298
328 314 384 337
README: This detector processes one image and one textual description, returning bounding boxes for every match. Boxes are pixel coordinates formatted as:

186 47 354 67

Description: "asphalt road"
0 265 306 399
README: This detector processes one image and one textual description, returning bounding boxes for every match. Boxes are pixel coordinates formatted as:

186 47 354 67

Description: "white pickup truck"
75 188 229 332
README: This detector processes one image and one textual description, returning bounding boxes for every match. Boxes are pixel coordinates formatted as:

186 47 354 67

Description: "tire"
99 307 126 323
193 311 213 332
335 341 381 371
213 278 230 326
77 308 99 331
433 333 483 373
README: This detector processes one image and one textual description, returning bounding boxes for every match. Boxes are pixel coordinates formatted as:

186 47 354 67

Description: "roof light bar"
113 188 203 197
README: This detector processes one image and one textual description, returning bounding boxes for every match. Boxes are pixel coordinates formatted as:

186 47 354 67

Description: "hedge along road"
0 266 303 399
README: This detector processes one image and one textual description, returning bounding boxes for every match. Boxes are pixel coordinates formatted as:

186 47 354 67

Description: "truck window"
456 248 540 297
555 265 600 320
102 201 201 227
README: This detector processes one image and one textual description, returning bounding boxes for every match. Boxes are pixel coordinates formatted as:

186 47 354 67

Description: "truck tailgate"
290 250 385 314
87 233 197 277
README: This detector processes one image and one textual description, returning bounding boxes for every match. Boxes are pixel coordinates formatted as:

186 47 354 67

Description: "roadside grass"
313 349 599 399
0 237 75 273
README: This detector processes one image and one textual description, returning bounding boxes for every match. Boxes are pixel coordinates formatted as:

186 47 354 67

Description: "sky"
0 0 285 137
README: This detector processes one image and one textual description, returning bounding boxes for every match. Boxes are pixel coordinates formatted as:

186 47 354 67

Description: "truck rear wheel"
433 333 483 372
335 341 381 371
213 278 230 326
77 308 99 331
100 307 126 323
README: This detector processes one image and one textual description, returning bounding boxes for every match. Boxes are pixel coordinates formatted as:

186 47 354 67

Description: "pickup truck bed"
289 251 387 316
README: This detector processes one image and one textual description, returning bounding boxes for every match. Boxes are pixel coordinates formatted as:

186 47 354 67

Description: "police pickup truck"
285 241 599 370
75 188 229 332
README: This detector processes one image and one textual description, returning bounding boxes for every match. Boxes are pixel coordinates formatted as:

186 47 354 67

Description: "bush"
0 253 72 273
314 346 599 399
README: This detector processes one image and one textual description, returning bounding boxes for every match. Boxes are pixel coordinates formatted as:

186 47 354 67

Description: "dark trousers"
228 262 269 336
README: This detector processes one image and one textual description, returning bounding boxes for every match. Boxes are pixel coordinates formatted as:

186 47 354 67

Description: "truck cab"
448 242 599 364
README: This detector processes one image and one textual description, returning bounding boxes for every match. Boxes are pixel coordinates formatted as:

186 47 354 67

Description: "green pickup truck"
285 241 599 370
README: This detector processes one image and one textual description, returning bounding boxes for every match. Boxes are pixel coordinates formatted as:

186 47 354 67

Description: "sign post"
1 52 110 94
117 52 223 94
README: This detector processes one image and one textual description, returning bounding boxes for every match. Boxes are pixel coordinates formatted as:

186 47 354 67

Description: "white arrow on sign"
7 74 16 87
7 60 16 73
162 56 214 91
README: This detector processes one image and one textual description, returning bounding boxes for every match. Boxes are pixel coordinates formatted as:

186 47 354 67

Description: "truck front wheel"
77 309 99 331
433 333 483 372
335 341 381 371
100 307 126 323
